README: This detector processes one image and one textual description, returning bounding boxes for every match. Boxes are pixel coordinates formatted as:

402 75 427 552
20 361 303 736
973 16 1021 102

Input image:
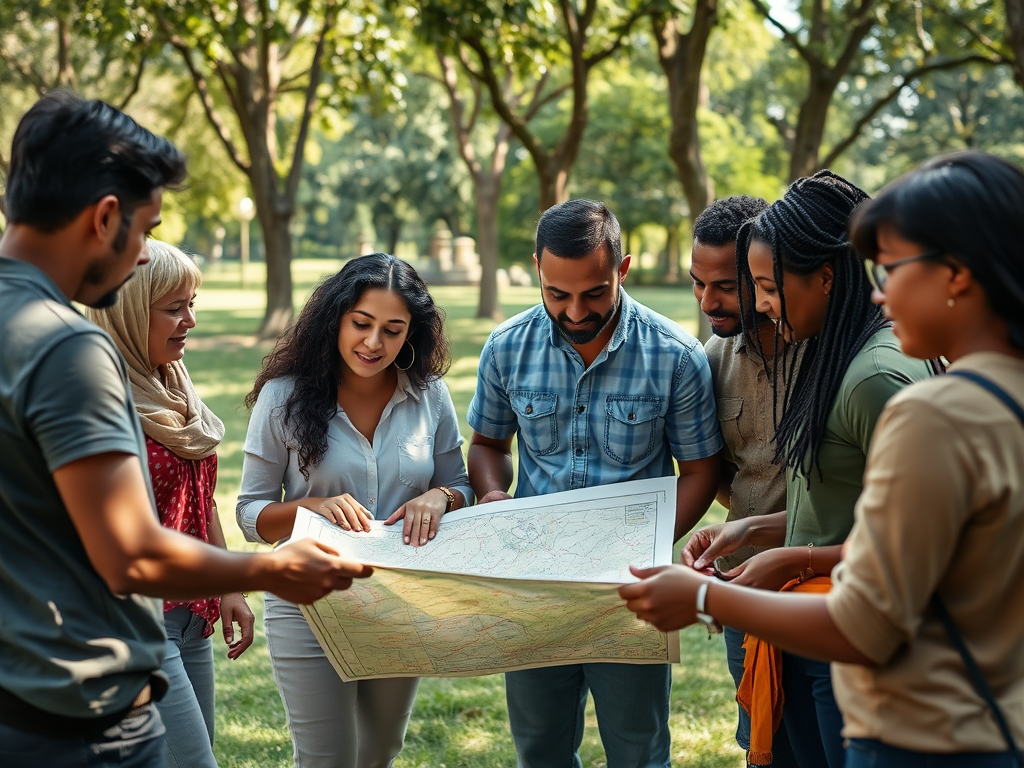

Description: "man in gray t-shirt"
0 92 371 767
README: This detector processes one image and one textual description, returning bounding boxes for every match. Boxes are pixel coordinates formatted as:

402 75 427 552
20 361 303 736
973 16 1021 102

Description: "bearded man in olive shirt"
687 196 799 768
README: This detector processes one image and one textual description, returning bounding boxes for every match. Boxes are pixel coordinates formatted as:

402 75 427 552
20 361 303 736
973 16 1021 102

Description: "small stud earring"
947 298 955 308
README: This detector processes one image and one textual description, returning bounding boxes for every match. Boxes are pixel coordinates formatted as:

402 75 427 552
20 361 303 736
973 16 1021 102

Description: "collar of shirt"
0 257 74 307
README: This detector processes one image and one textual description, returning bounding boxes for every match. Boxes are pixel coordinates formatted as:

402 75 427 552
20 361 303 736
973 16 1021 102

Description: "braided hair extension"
737 170 885 483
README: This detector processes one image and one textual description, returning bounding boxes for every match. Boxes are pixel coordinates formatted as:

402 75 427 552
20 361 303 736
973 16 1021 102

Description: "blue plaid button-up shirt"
467 291 722 498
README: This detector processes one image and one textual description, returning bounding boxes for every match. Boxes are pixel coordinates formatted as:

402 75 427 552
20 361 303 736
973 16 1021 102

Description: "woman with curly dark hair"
236 252 472 768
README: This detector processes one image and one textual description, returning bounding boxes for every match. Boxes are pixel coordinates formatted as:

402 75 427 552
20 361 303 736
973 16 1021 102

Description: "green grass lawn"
186 259 743 768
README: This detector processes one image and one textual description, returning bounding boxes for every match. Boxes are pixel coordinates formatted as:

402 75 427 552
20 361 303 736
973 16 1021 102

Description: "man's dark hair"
535 198 622 266
4 90 187 231
692 195 769 247
736 170 878 483
246 253 451 480
851 150 1024 353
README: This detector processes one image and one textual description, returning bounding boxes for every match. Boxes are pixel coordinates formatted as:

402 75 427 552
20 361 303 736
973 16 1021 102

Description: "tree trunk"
475 175 503 320
256 206 295 340
1007 0 1024 89
537 159 569 211
386 222 400 256
653 2 717 340
788 74 836 181
665 222 681 284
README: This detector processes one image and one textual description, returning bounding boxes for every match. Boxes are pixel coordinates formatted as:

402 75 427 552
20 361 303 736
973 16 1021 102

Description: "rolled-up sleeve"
826 396 973 664
666 341 722 461
466 339 517 439
236 381 291 544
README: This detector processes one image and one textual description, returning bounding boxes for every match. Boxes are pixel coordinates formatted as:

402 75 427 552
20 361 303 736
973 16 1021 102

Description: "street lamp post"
236 196 256 288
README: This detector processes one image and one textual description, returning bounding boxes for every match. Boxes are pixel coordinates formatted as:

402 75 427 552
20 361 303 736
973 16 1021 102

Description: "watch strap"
696 580 714 624
436 486 456 512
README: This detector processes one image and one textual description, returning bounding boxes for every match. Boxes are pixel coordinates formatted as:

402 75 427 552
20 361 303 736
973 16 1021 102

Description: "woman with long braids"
236 253 472 768
678 171 932 767
623 151 1024 767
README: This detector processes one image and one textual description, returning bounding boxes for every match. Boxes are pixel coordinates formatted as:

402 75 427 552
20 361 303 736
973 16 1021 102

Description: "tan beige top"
705 333 792 569
827 352 1024 752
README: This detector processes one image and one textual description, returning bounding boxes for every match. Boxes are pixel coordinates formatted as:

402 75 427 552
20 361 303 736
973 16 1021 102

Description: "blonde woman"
88 241 253 768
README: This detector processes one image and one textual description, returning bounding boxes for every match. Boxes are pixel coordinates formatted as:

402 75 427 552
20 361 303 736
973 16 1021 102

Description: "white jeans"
264 594 420 768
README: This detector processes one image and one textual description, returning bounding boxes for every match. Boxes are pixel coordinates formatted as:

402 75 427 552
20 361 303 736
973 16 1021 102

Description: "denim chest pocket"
717 397 746 454
603 395 663 465
510 390 558 456
398 435 434 492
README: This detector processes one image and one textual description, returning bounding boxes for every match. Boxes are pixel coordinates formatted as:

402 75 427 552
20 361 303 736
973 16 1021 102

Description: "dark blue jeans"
780 651 845 768
724 626 800 767
0 705 165 767
847 738 1018 767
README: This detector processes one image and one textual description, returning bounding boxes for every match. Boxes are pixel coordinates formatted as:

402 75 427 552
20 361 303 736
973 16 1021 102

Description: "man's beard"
82 256 134 309
708 311 742 338
546 292 620 345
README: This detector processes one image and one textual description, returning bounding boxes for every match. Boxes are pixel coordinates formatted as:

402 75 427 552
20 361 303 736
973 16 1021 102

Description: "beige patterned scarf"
86 242 223 460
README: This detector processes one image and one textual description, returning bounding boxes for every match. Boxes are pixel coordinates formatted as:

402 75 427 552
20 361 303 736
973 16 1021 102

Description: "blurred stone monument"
356 232 375 257
419 220 481 285
507 263 533 287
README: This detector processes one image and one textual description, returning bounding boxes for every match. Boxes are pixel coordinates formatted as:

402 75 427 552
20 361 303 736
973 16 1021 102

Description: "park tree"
650 0 717 223
570 51 682 276
414 0 655 211
296 73 472 259
0 0 153 222
432 48 517 320
752 0 1002 181
649 0 716 339
147 0 392 338
1006 0 1024 87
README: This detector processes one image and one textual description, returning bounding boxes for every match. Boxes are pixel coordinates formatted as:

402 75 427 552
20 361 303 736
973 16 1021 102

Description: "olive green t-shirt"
784 328 932 547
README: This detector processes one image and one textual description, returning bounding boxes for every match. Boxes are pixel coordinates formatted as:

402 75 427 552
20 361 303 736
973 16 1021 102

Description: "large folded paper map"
289 476 680 681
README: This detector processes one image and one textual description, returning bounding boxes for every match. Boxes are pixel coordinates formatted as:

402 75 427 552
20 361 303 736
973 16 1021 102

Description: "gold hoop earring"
947 298 955 308
395 340 416 371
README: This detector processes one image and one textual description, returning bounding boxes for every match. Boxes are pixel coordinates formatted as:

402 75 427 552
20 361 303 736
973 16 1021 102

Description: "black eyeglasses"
864 251 945 293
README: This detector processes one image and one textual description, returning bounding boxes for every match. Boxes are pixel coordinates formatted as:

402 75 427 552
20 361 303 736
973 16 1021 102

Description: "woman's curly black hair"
245 253 451 478
736 170 884 483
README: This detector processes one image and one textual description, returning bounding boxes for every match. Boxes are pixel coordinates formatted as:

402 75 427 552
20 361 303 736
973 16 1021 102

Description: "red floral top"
147 436 220 637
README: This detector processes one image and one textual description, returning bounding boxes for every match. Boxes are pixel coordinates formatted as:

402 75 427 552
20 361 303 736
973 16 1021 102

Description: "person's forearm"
121 526 286 598
702 581 874 665
674 471 719 542
715 462 737 510
254 498 331 544
743 511 788 548
468 443 513 499
207 502 229 550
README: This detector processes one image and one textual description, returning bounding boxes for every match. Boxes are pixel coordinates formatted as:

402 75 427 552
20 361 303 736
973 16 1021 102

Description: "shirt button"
628 412 636 421
369 497 376 504
525 405 533 415
577 405 585 414
575 448 584 456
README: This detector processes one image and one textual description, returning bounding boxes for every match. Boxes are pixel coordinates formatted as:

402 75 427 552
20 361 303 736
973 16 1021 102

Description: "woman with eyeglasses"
675 170 932 767
621 151 1024 767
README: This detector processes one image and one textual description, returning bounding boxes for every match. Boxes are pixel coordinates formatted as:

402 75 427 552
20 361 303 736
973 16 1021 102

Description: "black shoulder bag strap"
932 370 1024 765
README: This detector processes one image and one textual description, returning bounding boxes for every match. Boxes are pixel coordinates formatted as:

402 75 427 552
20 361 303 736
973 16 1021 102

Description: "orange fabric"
737 575 832 766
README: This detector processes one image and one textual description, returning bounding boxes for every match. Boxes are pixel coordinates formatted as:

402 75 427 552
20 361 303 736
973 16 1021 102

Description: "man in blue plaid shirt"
467 199 722 768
